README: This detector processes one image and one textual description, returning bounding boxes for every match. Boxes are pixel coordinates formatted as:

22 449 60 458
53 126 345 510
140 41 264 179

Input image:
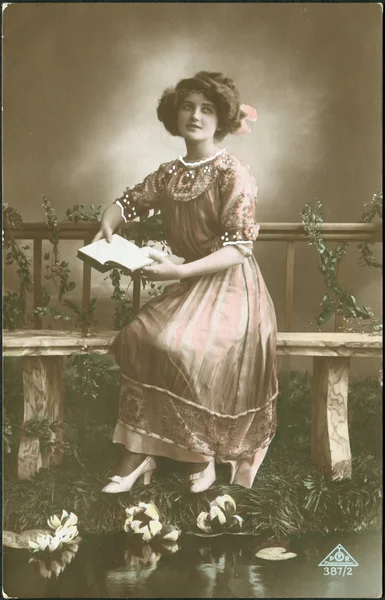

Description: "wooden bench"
3 330 382 482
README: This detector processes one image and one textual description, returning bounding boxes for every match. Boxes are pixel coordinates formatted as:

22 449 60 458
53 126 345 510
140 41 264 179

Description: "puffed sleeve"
114 163 168 222
213 160 260 257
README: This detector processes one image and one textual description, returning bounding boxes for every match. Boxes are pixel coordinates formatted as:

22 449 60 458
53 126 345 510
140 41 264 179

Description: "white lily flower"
148 520 162 537
163 530 179 542
124 514 137 527
160 524 181 541
66 524 79 538
64 512 78 527
55 525 79 543
61 510 69 521
141 520 162 542
28 540 41 552
197 512 212 533
130 520 143 533
209 505 227 525
125 506 140 517
28 540 41 551
228 514 243 531
210 494 237 514
139 502 160 521
48 536 62 552
35 534 52 552
54 527 66 540
47 514 62 530
29 533 63 553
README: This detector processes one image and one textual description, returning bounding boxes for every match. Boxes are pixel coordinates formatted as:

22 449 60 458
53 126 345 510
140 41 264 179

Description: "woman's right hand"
92 203 125 243
92 223 113 243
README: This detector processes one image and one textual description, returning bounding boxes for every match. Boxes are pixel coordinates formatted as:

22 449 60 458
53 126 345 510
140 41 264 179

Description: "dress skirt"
112 254 279 471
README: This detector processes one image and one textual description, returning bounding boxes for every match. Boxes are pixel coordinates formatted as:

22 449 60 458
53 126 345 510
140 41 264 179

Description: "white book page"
79 234 163 271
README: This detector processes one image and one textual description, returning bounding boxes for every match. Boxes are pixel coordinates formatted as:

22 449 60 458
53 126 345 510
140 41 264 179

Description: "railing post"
81 237 92 335
283 241 295 371
334 256 344 332
33 239 43 329
284 241 295 331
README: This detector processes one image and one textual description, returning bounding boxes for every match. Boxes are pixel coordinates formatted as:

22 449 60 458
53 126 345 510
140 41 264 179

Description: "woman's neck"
183 140 221 162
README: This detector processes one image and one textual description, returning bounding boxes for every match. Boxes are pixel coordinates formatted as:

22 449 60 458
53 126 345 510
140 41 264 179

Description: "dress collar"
178 148 226 168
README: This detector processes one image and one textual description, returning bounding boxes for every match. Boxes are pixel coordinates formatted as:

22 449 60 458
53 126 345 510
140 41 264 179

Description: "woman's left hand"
142 251 182 281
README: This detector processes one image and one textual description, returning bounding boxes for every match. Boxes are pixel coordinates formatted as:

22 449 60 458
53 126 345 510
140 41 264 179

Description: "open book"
77 234 166 273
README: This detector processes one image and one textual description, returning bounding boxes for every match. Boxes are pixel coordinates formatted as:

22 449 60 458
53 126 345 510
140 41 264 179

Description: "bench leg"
18 356 66 480
311 356 352 480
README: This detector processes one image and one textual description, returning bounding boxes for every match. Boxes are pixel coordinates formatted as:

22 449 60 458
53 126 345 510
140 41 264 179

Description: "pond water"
2 531 382 598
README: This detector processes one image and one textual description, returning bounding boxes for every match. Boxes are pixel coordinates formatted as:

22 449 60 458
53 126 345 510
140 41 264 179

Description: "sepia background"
3 3 382 375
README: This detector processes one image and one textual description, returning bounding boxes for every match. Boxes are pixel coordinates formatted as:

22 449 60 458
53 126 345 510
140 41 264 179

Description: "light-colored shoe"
102 456 156 494
229 447 269 488
189 460 216 493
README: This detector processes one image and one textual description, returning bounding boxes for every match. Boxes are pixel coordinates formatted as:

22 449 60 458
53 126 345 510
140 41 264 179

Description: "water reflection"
104 540 267 598
28 542 80 579
3 531 382 598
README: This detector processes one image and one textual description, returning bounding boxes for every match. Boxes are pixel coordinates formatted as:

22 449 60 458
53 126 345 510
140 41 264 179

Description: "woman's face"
177 92 219 142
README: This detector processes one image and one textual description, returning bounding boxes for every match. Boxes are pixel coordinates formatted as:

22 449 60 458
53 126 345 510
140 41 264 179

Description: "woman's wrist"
101 203 124 231
178 263 189 280
178 246 245 280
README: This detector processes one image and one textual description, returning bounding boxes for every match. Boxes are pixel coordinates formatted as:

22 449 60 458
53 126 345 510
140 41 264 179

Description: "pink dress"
111 149 278 487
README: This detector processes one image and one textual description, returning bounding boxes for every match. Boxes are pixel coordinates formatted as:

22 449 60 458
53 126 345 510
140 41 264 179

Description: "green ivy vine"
301 194 382 332
2 205 34 329
35 196 78 322
65 203 102 223
357 191 382 269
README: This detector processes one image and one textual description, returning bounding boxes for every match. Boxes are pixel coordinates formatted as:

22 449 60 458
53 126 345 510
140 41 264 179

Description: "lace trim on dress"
178 148 226 168
223 242 253 246
121 371 278 418
115 419 273 460
118 374 278 458
223 241 253 246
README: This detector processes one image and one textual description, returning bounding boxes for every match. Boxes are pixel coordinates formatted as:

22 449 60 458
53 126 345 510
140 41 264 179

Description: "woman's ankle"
115 451 147 477
187 461 209 475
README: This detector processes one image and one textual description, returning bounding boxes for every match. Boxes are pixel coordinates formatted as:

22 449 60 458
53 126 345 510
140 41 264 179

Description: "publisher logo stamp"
318 544 359 576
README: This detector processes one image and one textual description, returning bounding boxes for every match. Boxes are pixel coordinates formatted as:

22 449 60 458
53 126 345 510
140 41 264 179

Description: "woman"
93 71 278 494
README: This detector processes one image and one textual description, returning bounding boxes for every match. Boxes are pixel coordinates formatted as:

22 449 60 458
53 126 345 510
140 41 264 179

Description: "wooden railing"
5 220 381 332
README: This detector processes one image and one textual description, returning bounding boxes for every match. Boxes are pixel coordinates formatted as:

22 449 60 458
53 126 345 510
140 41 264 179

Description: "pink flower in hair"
235 104 258 135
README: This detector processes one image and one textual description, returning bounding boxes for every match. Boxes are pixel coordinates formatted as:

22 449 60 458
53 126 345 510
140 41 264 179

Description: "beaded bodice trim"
165 150 239 202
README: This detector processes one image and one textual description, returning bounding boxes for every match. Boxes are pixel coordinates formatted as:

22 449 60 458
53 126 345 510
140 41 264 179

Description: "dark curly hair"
157 71 247 141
